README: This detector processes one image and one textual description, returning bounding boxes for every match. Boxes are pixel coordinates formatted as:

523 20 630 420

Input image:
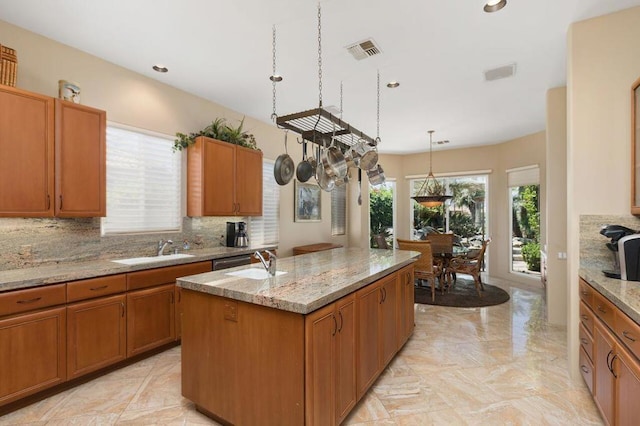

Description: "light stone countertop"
0 245 276 292
176 247 419 314
580 265 640 324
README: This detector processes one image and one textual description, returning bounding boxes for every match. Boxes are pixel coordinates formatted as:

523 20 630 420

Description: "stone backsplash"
580 214 640 270
0 216 245 270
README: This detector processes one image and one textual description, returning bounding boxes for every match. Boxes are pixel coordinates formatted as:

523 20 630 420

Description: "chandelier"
411 130 452 207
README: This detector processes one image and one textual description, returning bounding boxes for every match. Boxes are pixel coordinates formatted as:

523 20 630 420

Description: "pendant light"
411 130 452 207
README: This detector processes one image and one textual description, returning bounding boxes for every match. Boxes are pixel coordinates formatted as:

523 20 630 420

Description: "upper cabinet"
55 100 106 217
187 136 263 217
0 86 54 217
632 77 640 215
0 85 106 218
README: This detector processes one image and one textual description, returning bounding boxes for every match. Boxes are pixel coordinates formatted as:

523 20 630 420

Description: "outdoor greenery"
370 184 393 248
173 117 259 152
512 185 540 272
521 241 541 272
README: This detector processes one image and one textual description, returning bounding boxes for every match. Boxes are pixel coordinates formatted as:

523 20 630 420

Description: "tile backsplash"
0 216 242 270
580 214 640 270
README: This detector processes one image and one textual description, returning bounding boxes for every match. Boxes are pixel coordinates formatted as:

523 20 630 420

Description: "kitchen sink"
111 253 195 265
225 269 287 280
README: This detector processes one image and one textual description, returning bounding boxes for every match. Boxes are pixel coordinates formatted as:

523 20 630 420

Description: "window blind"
101 125 181 235
507 165 539 187
331 185 346 236
249 159 280 245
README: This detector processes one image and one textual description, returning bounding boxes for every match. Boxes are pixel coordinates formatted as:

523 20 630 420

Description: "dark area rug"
414 277 510 307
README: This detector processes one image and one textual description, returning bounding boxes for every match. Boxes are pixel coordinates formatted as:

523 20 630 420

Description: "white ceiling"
1 0 639 154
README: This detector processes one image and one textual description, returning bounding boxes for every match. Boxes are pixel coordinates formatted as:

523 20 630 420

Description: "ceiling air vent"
346 38 382 60
484 63 517 82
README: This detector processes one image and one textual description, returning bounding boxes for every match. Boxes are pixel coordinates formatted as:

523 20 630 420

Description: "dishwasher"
212 254 252 271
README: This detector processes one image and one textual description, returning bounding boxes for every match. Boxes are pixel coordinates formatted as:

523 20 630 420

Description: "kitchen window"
249 159 280 245
331 185 346 236
101 124 181 235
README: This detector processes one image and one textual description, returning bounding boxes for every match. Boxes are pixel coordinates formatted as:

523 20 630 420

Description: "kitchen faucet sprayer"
157 239 173 256
254 250 277 276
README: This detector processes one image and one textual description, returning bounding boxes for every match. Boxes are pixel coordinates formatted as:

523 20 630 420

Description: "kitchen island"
177 247 418 426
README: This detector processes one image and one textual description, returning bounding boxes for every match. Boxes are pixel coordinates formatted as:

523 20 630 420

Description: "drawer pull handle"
581 315 589 321
580 365 590 374
581 290 589 296
611 354 618 378
597 306 607 314
17 297 42 304
90 285 108 291
332 314 337 336
580 338 589 345
623 331 637 342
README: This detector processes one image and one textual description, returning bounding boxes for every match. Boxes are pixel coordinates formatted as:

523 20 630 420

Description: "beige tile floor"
1 276 603 425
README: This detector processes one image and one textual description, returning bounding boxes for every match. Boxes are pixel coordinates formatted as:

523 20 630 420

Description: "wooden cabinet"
67 294 126 379
0 307 66 405
594 321 615 425
355 280 381 399
126 283 175 357
54 100 106 217
187 136 263 217
380 274 399 367
399 265 415 345
615 343 640 425
305 294 356 426
0 85 54 217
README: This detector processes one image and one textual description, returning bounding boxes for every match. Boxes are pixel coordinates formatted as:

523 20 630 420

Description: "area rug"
414 277 510 307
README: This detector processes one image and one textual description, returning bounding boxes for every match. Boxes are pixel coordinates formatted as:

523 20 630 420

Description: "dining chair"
374 234 390 249
424 233 454 254
447 239 490 297
396 238 442 301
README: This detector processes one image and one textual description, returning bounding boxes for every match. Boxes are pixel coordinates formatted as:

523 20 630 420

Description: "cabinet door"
67 294 126 379
235 146 263 216
380 274 399 367
335 294 356 425
594 321 616 425
0 86 54 217
615 343 640 425
55 100 106 217
0 307 66 405
175 286 183 340
305 303 336 426
400 267 415 344
127 284 175 357
356 281 381 399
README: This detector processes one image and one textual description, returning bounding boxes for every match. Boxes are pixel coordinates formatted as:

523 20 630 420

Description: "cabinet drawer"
579 279 594 309
579 323 594 362
615 309 640 360
0 284 66 317
592 290 616 330
579 346 594 394
579 301 594 336
67 274 126 302
127 261 212 291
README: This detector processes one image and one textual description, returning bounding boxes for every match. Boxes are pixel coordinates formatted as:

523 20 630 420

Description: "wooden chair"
424 233 454 254
396 238 442 302
447 239 490 297
374 234 390 249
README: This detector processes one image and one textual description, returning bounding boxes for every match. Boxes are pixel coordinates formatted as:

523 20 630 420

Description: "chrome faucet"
157 239 173 256
254 250 277 276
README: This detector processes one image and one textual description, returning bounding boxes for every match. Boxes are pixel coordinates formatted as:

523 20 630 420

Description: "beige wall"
546 87 568 325
567 6 640 380
0 19 347 257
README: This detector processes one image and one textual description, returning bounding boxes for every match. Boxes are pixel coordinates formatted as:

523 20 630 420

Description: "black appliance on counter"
226 222 238 247
620 234 640 281
600 224 637 279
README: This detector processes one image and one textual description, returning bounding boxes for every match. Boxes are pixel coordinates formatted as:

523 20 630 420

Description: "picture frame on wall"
294 180 321 222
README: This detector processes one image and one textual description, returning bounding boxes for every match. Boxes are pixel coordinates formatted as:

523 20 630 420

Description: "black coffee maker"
600 225 637 278
235 222 248 247
226 222 238 247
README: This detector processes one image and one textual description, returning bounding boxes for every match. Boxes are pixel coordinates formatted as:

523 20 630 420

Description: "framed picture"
294 180 321 222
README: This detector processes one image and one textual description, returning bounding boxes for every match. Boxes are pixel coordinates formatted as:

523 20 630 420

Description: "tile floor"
1 276 603 425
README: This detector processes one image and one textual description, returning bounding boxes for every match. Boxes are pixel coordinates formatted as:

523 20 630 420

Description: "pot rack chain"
376 70 381 144
271 25 278 121
317 2 323 108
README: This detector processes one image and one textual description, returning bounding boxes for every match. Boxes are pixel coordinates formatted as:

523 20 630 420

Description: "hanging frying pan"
274 131 295 185
296 139 314 182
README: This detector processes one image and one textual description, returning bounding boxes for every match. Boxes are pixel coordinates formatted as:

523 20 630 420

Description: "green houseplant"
173 117 259 152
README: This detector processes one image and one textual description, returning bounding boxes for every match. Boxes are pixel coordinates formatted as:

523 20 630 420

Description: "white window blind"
507 165 539 187
249 159 280 245
331 185 346 236
102 125 181 235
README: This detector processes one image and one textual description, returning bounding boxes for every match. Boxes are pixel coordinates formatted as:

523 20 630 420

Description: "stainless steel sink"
111 253 195 265
225 269 287 280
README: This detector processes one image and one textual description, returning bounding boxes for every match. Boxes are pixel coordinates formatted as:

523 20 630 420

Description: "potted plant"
173 117 259 152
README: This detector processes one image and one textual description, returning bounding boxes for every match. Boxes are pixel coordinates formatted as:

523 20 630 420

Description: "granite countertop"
580 265 640 324
0 245 276 292
177 247 419 314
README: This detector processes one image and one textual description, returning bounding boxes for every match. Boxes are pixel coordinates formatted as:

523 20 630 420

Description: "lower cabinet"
355 280 381 399
67 294 126 380
127 284 176 357
594 321 615 424
305 294 356 426
0 307 66 405
399 265 415 345
175 286 183 340
615 343 640 425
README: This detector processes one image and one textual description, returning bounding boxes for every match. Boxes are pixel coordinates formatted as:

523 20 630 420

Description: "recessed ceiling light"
269 74 283 82
152 65 168 73
387 81 400 88
484 0 507 13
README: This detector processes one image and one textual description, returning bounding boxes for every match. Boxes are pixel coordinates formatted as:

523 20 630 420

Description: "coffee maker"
619 234 640 281
600 225 637 279
235 222 249 247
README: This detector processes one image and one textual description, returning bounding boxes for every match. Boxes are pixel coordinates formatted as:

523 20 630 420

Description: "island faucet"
254 250 277 276
157 239 173 256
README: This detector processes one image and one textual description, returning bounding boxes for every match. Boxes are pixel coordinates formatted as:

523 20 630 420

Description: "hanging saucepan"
316 146 336 191
353 138 378 170
367 164 386 186
296 139 314 182
321 139 347 179
274 131 295 186
334 169 350 187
